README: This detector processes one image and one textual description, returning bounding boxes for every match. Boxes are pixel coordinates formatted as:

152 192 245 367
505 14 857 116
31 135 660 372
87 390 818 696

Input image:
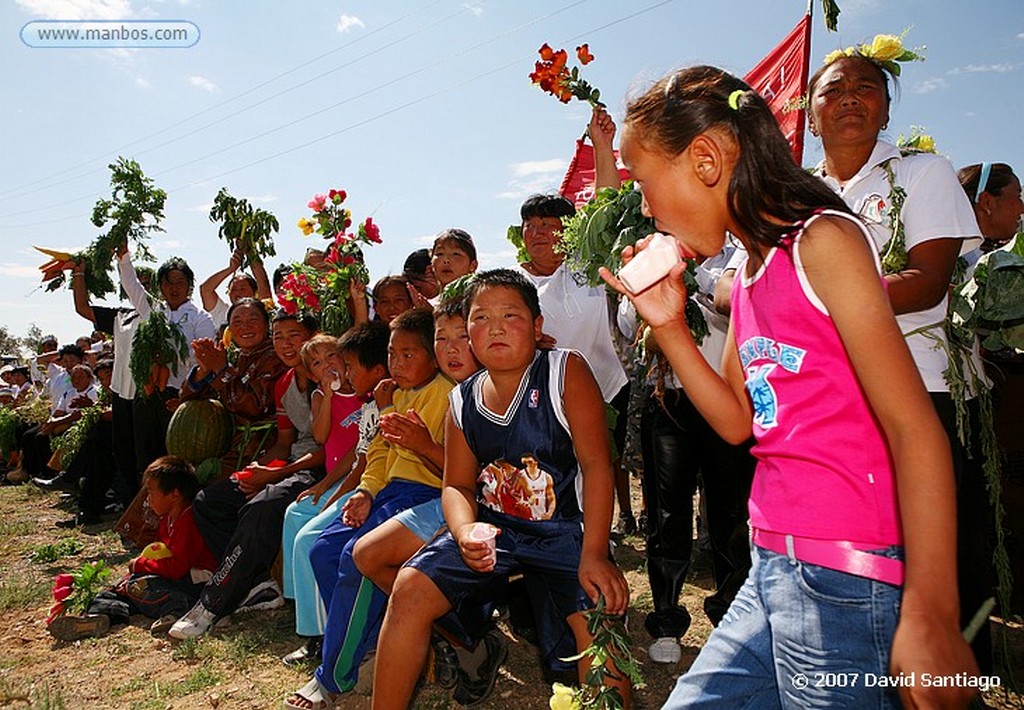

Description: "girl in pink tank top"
602 66 978 708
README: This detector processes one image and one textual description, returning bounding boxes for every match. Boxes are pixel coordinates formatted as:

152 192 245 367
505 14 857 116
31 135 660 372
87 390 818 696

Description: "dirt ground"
0 480 1021 710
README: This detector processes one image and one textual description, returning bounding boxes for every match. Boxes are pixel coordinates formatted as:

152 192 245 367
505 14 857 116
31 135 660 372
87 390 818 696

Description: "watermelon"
165 399 234 465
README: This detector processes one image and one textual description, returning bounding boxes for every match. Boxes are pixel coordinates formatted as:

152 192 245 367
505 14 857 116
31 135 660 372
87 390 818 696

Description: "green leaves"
820 0 841 32
209 187 279 270
129 311 190 395
951 235 1024 353
66 560 112 615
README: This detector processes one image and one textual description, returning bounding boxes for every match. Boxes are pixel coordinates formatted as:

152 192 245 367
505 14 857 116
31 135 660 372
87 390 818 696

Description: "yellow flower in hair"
823 49 847 65
867 34 904 62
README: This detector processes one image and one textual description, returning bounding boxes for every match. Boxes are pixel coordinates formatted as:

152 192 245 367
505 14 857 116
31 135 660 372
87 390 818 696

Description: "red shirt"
133 506 217 580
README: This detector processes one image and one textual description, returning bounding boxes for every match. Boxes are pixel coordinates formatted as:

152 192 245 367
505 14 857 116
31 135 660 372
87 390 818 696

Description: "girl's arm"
562 353 629 615
802 216 977 707
116 249 153 319
309 389 332 445
600 245 752 444
199 252 240 313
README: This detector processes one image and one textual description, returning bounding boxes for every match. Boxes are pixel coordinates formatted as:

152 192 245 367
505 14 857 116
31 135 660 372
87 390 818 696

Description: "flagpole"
794 0 814 164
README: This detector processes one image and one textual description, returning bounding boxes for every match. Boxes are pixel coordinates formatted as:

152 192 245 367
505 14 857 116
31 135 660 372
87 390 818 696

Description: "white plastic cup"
467 522 498 567
616 232 682 295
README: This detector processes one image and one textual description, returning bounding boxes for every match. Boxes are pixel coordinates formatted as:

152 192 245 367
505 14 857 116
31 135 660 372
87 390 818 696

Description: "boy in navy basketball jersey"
371 269 630 707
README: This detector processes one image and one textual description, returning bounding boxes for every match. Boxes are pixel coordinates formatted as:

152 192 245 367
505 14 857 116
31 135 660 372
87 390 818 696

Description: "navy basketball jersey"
451 349 582 525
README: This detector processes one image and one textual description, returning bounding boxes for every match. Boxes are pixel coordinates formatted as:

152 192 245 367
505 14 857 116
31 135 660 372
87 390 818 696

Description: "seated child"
280 326 387 664
48 456 217 641
286 309 452 710
352 296 495 702
371 269 631 708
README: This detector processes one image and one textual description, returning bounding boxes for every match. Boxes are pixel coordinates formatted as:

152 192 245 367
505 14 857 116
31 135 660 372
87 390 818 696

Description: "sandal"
283 677 337 710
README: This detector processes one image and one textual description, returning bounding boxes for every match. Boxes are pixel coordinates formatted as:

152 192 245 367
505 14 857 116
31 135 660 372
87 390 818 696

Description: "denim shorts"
392 497 445 543
664 544 903 709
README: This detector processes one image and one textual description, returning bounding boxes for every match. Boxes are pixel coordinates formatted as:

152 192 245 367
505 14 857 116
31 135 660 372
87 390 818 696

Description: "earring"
881 123 888 131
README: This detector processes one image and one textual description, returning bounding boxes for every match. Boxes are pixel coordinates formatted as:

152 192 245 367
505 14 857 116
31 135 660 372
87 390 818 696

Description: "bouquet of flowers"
283 189 382 335
46 561 111 625
530 43 601 105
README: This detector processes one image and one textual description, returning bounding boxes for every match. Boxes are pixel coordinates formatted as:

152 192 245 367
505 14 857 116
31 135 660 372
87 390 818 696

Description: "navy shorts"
406 511 590 665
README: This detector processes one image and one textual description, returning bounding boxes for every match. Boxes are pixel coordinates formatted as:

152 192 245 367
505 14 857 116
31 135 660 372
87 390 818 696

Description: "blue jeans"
665 544 902 709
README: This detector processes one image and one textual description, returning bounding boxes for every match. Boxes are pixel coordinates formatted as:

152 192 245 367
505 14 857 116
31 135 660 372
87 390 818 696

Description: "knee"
352 536 381 578
388 568 444 622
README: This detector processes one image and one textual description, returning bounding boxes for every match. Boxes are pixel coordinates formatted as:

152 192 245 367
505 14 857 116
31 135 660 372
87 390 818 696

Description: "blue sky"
2 0 1022 348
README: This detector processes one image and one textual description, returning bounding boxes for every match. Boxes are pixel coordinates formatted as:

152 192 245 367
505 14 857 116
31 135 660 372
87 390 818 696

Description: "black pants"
88 573 203 622
69 420 116 517
20 424 53 478
931 392 996 674
193 470 318 616
641 387 755 638
131 389 175 476
111 395 138 506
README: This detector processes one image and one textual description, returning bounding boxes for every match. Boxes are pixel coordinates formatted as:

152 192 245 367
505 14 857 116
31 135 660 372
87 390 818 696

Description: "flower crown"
823 31 925 77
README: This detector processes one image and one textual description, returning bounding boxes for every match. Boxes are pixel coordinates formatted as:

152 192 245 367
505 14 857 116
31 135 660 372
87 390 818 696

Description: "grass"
0 574 48 612
0 679 66 710
0 518 33 538
28 537 85 563
170 666 222 696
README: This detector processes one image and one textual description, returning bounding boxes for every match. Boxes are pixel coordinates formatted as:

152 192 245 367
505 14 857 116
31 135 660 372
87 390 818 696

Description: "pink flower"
53 585 73 602
54 574 74 589
308 194 327 211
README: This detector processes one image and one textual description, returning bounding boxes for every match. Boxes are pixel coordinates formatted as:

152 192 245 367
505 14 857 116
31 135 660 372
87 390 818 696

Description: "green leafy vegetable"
209 187 279 270
951 234 1024 352
130 311 190 396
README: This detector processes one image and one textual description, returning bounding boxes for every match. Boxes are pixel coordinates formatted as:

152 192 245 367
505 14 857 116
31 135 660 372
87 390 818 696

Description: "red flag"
743 13 812 163
558 139 632 209
560 13 812 204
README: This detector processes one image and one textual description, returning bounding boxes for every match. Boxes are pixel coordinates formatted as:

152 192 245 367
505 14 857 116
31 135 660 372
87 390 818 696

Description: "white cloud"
478 249 517 270
913 77 947 94
1018 32 1024 40
337 14 365 33
186 202 214 213
0 264 44 279
948 63 1016 76
251 193 277 204
135 76 151 89
152 240 181 249
510 159 566 177
188 75 218 92
463 2 483 17
15 0 133 20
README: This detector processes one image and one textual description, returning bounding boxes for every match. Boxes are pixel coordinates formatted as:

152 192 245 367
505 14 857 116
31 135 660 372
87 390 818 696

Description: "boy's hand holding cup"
457 522 499 573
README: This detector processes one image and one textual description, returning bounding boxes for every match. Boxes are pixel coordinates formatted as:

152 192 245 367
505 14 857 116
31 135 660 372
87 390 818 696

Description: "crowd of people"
1 41 1020 710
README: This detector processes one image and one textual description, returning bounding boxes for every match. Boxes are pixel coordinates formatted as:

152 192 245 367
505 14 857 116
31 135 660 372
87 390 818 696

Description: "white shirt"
54 382 99 413
518 263 628 402
816 140 983 392
118 254 218 391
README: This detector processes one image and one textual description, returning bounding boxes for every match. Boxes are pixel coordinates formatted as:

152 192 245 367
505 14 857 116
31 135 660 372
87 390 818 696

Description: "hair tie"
728 89 746 111
975 162 992 203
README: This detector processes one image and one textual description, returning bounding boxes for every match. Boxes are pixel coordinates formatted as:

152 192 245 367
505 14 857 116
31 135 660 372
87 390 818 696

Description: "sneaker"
430 633 460 690
452 629 508 706
168 601 217 639
150 614 178 635
649 636 681 664
48 613 110 642
235 579 284 613
33 472 78 493
282 636 323 666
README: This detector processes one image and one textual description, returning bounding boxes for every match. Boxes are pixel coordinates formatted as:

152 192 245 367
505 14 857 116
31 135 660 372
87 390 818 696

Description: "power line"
0 0 678 232
0 0 446 202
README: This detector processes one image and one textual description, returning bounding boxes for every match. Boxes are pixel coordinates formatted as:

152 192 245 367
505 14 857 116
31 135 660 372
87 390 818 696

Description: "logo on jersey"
528 388 540 409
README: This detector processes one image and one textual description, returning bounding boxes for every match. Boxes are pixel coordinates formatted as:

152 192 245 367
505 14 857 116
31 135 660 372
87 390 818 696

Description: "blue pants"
664 544 902 709
281 483 351 636
310 480 438 694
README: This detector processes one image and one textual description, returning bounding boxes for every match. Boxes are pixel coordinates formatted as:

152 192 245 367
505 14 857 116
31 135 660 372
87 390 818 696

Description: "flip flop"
283 677 336 710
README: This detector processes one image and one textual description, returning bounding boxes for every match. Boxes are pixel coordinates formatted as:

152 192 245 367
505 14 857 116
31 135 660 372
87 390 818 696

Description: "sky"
1 0 1022 351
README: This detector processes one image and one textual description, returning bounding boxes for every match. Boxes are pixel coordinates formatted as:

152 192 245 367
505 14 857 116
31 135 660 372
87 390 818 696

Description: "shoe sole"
234 594 285 614
48 614 110 642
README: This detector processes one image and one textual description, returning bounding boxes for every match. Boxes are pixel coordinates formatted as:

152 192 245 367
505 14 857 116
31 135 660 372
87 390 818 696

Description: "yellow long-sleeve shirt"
356 372 453 498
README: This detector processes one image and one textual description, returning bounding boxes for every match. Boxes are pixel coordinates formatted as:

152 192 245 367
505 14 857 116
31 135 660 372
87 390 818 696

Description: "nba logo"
528 389 539 409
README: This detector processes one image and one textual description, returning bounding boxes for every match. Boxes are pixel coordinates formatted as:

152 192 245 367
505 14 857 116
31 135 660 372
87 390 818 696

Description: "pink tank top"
325 391 363 473
731 210 902 547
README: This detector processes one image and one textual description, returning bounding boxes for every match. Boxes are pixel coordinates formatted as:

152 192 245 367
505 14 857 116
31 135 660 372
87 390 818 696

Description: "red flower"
328 189 347 204
53 585 72 602
54 574 74 590
45 601 65 625
362 217 381 244
539 43 554 61
576 44 594 65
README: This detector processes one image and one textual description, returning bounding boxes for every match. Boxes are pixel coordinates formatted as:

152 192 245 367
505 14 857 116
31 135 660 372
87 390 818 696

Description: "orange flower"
576 44 594 65
539 43 554 61
551 48 568 71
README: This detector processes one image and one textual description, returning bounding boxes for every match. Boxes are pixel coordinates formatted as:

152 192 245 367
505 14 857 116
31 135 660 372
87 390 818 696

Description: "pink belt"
752 528 904 587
